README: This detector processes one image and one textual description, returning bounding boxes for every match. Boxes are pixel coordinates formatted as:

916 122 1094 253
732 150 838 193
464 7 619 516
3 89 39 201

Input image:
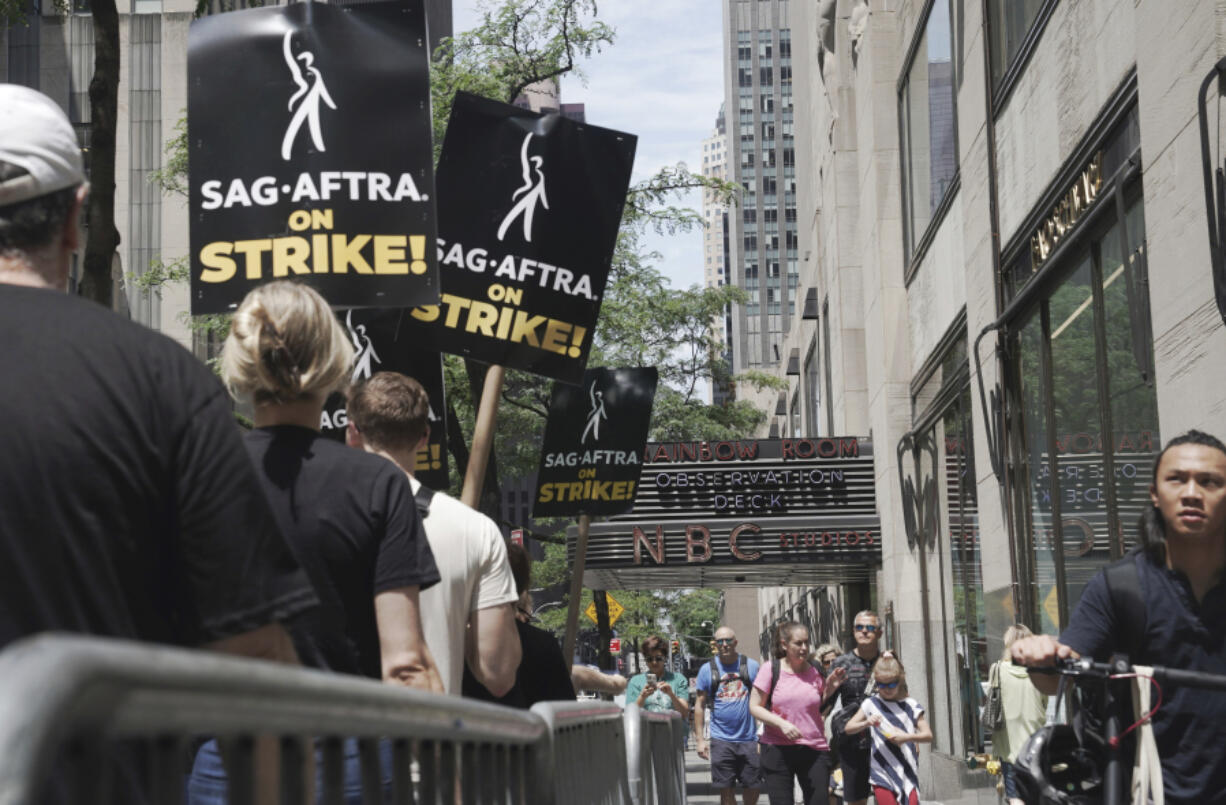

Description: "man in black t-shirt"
829 610 882 805
0 84 316 660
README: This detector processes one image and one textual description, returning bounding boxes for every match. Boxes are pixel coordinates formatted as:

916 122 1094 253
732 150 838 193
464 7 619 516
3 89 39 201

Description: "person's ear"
413 424 430 454
63 184 88 253
345 421 363 448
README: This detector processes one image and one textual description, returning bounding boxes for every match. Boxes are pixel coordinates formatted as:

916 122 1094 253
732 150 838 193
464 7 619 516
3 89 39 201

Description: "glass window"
790 392 801 438
804 341 820 436
899 0 958 265
1011 194 1159 632
987 0 1046 89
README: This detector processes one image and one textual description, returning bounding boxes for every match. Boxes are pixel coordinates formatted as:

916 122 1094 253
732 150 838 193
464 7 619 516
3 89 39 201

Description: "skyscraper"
701 104 734 405
722 0 798 372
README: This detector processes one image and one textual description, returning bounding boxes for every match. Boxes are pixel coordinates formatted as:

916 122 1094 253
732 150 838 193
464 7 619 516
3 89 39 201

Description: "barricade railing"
530 700 631 804
0 635 682 805
622 704 686 805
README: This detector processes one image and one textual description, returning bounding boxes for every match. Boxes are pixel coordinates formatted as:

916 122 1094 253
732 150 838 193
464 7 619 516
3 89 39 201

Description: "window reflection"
901 0 958 263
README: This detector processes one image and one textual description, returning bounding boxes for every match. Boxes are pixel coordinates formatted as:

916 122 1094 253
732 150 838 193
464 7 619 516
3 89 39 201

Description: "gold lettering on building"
1030 151 1104 268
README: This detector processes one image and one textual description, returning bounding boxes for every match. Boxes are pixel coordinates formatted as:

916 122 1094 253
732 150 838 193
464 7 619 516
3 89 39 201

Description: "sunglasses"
877 680 900 689
854 624 879 633
821 656 836 666
714 638 736 646
646 655 666 662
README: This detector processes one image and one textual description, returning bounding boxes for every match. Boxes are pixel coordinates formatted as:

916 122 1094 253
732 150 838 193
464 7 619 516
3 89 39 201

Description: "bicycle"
1013 656 1226 804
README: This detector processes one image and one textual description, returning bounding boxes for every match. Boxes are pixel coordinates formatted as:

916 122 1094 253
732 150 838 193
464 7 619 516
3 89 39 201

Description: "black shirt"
461 620 576 708
1061 550 1226 804
244 426 439 679
0 285 316 650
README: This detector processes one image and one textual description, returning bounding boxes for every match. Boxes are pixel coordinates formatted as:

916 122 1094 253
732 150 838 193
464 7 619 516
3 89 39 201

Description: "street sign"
609 638 621 655
583 593 625 627
510 528 524 546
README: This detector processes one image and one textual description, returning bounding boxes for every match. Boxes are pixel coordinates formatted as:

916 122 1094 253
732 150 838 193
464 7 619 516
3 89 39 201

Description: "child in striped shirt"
842 651 933 805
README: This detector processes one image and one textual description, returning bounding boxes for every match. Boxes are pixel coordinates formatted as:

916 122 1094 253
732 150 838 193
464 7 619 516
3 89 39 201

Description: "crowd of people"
5 82 1226 805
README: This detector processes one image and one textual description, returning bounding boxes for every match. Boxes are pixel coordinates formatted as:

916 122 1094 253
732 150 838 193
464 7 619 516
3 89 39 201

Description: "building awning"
801 287 820 320
775 391 788 415
786 347 800 375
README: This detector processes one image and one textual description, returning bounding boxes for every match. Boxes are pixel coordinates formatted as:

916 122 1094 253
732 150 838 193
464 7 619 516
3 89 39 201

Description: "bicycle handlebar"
1027 656 1226 691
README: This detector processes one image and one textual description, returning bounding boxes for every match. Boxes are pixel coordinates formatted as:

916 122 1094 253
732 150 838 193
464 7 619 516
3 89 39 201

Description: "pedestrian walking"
829 611 883 805
842 652 932 805
0 84 316 660
189 281 443 804
346 371 521 697
694 627 763 805
462 543 576 707
626 635 691 717
749 622 846 805
989 624 1048 805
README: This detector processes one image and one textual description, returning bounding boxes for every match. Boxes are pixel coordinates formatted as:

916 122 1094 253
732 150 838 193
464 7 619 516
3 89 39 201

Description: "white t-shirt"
412 478 518 695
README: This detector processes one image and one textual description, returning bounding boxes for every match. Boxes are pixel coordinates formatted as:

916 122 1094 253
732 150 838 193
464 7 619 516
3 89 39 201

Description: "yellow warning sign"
1043 586 1061 629
584 593 625 627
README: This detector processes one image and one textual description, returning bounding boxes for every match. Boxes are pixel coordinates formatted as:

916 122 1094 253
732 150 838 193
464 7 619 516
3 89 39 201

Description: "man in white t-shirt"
346 372 521 695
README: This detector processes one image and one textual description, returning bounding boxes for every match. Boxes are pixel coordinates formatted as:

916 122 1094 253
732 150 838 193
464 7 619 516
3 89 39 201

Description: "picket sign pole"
460 364 505 508
562 513 592 672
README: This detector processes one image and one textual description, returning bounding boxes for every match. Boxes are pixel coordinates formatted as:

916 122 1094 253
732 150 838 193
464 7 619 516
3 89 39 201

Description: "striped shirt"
859 695 923 801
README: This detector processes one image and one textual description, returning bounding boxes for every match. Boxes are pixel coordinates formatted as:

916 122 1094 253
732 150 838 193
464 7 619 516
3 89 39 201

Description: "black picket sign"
318 308 450 492
188 1 439 313
402 92 637 384
533 367 658 518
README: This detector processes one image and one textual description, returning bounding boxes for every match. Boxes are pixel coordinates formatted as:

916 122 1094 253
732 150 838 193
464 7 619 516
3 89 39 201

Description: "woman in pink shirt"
749 622 847 805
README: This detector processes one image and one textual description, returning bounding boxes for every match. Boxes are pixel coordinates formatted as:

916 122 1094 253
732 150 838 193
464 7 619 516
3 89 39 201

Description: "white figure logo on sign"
281 30 337 161
496 132 550 242
347 310 382 383
580 380 608 445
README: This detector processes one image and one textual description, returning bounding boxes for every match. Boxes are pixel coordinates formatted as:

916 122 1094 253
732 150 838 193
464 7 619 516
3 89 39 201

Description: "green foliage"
150 117 189 198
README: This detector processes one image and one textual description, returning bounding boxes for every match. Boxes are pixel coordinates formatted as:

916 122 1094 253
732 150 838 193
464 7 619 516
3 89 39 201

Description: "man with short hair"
829 610 882 805
1012 430 1226 804
694 627 761 805
346 371 520 696
0 84 315 662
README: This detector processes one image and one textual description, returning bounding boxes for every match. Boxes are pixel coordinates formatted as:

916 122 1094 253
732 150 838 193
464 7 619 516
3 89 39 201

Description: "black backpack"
707 654 753 699
414 484 436 518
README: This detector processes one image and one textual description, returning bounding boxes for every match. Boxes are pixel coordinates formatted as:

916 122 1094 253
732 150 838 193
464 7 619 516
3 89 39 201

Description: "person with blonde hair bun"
189 281 442 804
992 624 1047 805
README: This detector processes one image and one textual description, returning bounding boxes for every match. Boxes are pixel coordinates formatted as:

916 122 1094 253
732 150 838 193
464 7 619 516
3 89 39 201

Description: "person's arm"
572 665 627 695
694 689 710 758
1010 635 1078 695
820 665 846 714
892 712 933 745
375 586 443 693
656 678 690 719
842 703 875 735
465 602 521 697
750 685 801 740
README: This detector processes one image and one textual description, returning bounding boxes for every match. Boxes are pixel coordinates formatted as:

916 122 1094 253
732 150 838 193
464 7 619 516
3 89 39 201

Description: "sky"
449 0 725 291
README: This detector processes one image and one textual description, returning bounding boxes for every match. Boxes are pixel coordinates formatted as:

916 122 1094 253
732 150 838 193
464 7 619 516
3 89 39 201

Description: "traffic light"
671 639 680 653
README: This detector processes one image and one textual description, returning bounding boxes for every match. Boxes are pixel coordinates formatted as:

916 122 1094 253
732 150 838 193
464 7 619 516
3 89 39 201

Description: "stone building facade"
749 0 1226 798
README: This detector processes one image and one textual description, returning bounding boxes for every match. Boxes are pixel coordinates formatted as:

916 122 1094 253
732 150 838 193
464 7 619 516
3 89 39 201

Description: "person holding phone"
625 635 690 716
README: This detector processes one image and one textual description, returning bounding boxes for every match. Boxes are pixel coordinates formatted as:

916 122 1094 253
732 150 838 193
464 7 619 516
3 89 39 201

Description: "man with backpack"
1012 430 1226 805
694 627 762 805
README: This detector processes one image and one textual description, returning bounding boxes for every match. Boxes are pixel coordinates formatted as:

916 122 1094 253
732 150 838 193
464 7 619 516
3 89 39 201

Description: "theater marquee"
569 437 882 589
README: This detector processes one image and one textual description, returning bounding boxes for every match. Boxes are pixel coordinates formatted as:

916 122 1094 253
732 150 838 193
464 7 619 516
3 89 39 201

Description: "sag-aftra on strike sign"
187 1 439 312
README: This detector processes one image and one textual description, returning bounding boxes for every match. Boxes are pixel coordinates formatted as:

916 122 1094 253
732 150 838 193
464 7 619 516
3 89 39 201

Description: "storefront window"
910 337 984 756
1011 194 1158 631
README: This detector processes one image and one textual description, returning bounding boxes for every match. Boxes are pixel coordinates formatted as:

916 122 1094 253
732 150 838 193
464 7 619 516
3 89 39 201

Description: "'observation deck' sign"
570 437 882 589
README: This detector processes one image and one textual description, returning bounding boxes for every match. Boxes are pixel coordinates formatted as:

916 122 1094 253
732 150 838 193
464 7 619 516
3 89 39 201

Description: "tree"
2 0 119 308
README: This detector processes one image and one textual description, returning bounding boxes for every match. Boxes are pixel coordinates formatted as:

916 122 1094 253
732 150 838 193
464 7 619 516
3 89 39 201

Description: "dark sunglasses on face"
854 624 879 633
714 638 735 646
647 655 666 662
877 679 900 689
821 657 835 666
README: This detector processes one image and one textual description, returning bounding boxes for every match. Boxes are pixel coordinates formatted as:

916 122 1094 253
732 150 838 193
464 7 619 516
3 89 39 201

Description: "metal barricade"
622 704 686 805
0 634 554 805
530 700 631 805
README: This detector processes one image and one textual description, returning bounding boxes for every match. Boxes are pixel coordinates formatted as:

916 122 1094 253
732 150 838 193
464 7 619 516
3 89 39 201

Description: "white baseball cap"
0 84 87 207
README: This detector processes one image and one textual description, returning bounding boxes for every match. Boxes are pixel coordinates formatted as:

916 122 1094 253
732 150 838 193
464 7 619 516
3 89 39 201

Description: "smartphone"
645 673 658 685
